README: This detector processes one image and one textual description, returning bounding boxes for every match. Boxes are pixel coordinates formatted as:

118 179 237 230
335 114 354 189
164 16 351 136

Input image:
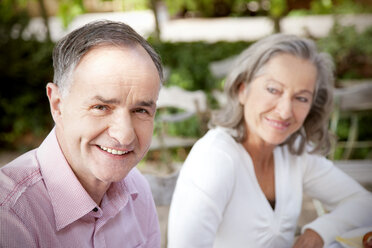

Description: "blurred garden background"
1 1 372 247
1 0 372 167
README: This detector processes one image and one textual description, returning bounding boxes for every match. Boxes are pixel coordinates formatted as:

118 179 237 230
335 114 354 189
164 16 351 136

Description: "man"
0 20 163 247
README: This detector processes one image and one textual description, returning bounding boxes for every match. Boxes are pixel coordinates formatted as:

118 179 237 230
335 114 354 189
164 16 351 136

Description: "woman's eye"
267 87 278 94
296 96 309 103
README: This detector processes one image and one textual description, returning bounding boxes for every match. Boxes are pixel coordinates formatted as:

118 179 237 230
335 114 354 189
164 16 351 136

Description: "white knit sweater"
168 128 372 248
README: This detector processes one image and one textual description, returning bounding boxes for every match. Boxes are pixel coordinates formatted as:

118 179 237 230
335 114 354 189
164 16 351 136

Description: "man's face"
48 45 160 189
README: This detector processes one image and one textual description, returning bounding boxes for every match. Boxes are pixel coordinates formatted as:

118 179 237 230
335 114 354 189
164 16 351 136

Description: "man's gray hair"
52 20 163 96
210 33 335 155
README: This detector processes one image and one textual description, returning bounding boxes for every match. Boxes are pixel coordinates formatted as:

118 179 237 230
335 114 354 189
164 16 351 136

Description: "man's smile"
98 145 131 155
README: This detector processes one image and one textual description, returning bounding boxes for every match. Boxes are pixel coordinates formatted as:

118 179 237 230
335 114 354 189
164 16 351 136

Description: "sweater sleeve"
167 139 236 248
301 155 372 247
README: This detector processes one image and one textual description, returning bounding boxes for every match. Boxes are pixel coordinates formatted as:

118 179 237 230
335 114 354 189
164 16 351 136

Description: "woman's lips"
264 117 290 130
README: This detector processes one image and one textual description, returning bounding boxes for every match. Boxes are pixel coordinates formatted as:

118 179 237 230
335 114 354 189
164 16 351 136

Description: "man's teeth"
99 146 129 155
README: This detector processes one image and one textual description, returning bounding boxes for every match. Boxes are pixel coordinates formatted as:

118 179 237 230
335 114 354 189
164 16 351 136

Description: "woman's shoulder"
178 128 238 198
194 127 239 151
181 128 239 178
276 145 333 173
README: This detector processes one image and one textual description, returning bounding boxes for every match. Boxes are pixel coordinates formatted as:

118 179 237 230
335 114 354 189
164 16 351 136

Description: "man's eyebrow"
91 96 156 107
92 95 121 105
135 100 156 108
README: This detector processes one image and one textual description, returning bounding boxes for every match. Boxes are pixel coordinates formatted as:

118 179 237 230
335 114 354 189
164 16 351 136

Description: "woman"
167 34 372 248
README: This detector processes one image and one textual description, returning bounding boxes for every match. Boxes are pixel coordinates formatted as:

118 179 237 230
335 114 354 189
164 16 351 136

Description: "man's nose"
276 97 293 120
108 111 135 146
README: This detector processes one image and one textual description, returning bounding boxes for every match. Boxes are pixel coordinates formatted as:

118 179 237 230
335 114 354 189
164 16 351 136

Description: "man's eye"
93 105 108 111
134 108 149 114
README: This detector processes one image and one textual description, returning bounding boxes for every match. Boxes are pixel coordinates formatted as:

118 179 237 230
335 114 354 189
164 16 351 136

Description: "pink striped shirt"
0 129 160 248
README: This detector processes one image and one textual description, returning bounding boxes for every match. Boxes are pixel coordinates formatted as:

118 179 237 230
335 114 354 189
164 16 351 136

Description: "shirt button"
93 207 98 212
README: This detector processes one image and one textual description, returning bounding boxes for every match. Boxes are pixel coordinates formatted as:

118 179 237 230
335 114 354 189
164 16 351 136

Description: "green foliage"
150 40 252 91
358 114 372 143
58 0 85 28
317 24 372 159
163 0 237 17
163 0 198 16
0 0 29 42
0 0 28 23
330 0 368 14
164 0 370 18
289 0 372 16
335 119 350 140
310 0 333 14
146 40 255 164
121 0 149 10
166 116 201 137
269 0 287 18
331 115 371 160
163 0 254 17
0 5 54 150
1 3 371 160
317 23 372 80
57 0 150 29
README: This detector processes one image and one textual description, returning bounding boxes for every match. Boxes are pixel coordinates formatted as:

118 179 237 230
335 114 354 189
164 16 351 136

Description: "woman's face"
238 53 317 147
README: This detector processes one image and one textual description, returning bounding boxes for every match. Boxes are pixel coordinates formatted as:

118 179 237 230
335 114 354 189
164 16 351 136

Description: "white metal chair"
150 85 208 151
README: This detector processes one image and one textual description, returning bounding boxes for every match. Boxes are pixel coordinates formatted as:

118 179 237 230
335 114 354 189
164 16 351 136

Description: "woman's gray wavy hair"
53 20 163 97
210 33 335 155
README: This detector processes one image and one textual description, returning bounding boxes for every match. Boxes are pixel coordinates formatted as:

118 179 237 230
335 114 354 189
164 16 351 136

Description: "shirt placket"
90 207 106 248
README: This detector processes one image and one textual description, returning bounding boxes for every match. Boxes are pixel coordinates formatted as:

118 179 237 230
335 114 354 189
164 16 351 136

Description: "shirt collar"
37 128 139 231
99 171 139 219
120 170 139 201
37 128 97 230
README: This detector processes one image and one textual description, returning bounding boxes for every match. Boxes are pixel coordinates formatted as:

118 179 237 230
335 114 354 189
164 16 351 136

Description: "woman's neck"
242 135 275 169
242 133 277 208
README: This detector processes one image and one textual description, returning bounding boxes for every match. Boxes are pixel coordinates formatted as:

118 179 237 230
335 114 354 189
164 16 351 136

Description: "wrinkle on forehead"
67 45 160 108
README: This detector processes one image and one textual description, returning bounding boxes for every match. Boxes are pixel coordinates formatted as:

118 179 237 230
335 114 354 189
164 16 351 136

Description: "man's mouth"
98 145 130 155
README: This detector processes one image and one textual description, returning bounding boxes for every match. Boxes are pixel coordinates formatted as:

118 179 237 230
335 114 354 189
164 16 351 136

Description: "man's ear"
238 83 247 105
46 83 62 123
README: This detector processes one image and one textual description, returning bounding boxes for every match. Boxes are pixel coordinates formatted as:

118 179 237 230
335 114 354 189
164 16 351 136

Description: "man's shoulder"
0 149 43 209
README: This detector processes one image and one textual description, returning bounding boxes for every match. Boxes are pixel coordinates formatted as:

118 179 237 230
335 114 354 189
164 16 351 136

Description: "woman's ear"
238 83 247 105
46 83 62 124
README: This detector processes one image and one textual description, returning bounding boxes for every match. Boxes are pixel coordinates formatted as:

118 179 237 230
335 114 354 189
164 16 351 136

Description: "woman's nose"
275 97 293 120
